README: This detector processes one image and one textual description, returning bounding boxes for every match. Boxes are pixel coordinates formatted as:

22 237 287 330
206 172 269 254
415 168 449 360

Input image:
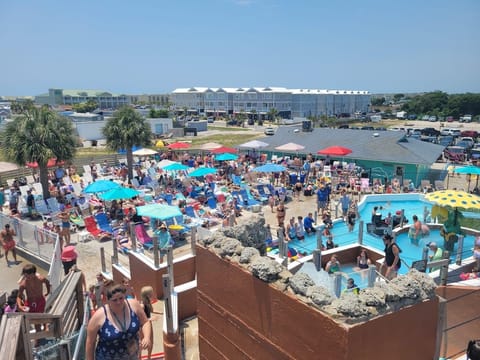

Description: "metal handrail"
72 292 91 360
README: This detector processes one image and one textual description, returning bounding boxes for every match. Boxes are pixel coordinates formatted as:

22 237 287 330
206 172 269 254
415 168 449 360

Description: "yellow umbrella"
156 140 165 148
425 190 480 212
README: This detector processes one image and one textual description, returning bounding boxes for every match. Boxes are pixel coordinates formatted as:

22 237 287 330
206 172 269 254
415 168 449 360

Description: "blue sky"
1 0 479 96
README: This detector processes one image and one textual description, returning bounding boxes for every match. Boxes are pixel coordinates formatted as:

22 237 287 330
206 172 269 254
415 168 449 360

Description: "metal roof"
260 127 444 165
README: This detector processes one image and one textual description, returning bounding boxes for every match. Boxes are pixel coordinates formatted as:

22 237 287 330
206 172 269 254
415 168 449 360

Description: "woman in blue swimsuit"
86 284 152 360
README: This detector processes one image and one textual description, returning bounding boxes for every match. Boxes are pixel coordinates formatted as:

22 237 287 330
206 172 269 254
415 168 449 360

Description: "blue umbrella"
163 162 189 171
216 153 238 161
99 187 140 201
83 180 121 193
453 165 480 191
136 203 182 220
189 167 217 177
251 163 286 173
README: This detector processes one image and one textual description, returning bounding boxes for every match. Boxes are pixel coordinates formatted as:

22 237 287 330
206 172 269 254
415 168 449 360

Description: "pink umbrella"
317 146 352 156
275 142 305 152
211 146 238 154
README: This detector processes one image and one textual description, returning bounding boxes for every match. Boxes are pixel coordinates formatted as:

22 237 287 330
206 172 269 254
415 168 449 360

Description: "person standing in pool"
382 234 401 280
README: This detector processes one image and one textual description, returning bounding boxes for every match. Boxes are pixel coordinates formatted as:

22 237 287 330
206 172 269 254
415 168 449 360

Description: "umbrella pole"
446 172 450 189
467 173 471 192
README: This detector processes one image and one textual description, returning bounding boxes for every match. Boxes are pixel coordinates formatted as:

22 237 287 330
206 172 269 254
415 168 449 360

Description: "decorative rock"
222 216 268 252
359 287 387 309
218 238 242 257
289 272 316 296
250 257 283 282
306 286 334 307
332 293 373 318
239 247 260 264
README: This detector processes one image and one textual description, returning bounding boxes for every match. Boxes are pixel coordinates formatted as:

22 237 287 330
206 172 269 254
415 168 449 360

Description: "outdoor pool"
286 193 477 274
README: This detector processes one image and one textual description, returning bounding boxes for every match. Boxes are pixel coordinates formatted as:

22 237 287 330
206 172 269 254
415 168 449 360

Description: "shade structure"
251 163 287 173
118 146 141 155
163 162 189 171
99 187 140 201
26 158 64 168
136 203 182 220
238 140 269 149
317 145 353 156
132 148 158 156
453 165 480 191
199 142 223 150
425 190 480 212
211 146 238 154
83 180 121 193
215 153 238 161
167 142 191 150
155 140 166 148
156 159 176 169
188 167 217 177
275 142 305 152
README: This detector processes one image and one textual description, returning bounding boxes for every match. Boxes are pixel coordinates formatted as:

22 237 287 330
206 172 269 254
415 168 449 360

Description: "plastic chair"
94 212 113 233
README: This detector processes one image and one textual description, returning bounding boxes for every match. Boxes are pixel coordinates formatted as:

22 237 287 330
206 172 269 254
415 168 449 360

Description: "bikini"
96 300 141 360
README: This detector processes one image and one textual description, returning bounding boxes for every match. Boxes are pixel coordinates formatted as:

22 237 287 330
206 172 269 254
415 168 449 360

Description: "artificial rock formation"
199 216 438 324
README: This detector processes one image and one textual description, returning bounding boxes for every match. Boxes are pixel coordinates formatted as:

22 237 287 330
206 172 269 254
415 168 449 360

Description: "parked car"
207 117 215 123
422 115 430 121
438 135 454 147
446 116 455 122
264 127 275 135
460 115 473 123
407 114 417 120
451 129 461 138
460 130 479 138
456 139 474 150
429 116 437 122
421 127 440 137
443 146 466 162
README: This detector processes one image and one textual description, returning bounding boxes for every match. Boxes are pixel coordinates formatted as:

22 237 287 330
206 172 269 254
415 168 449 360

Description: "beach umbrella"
157 159 176 169
83 180 121 193
211 146 238 154
275 142 305 152
155 140 166 148
251 163 287 173
167 142 191 150
26 158 64 168
452 165 480 191
425 189 480 225
189 167 217 177
215 153 238 161
317 145 352 156
238 140 269 149
163 162 189 171
99 187 140 201
132 148 158 156
199 142 223 150
136 203 182 220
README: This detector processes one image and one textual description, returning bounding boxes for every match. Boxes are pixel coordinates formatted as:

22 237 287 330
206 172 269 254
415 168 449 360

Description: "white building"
171 86 370 118
35 89 130 109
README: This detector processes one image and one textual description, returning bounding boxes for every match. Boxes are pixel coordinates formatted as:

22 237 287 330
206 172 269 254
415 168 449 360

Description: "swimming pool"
286 194 477 274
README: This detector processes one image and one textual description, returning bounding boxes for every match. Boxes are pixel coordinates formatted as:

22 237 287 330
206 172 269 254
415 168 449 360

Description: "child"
344 278 360 294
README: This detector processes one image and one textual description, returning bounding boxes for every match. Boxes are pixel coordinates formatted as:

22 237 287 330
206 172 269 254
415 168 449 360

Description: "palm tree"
268 108 278 124
0 106 77 198
103 106 152 182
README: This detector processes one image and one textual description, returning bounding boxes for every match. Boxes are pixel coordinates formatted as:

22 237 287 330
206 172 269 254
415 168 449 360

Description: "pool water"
286 195 477 274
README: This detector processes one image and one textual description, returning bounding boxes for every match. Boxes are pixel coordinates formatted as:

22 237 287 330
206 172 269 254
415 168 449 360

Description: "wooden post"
358 220 364 244
313 249 322 271
367 264 377 288
162 274 174 334
112 237 118 265
455 235 464 266
316 230 323 250
130 223 137 251
440 251 450 285
167 245 174 286
434 297 447 360
100 247 106 273
333 272 342 298
278 228 285 259
153 236 159 268
190 226 197 255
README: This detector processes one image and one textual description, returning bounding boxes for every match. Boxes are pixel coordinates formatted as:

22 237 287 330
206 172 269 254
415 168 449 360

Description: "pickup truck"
421 127 440 137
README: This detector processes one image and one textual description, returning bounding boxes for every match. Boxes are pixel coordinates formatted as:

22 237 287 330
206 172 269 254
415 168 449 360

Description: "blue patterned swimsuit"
95 301 141 360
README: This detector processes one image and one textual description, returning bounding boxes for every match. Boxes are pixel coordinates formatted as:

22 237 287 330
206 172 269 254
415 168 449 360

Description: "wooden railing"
0 271 85 359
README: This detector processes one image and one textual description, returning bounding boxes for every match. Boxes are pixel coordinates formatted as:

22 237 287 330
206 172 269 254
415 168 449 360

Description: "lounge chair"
84 216 109 241
94 212 113 233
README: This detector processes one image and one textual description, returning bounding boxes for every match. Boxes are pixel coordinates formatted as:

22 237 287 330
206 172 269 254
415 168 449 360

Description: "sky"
1 0 479 96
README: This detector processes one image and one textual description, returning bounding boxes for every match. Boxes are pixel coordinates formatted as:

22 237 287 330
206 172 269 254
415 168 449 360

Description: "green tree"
393 94 404 102
268 108 278 123
0 107 77 198
73 100 98 113
371 97 385 106
102 106 152 181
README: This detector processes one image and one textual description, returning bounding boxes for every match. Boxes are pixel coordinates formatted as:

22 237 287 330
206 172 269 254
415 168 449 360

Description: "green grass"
207 126 250 132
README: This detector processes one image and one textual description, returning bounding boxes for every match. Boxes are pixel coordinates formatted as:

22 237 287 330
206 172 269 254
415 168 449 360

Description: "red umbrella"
211 146 238 154
167 142 191 150
317 146 352 156
26 158 64 168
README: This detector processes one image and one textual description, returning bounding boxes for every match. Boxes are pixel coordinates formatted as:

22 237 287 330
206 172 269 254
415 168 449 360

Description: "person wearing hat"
427 242 443 272
61 245 78 275
156 223 173 248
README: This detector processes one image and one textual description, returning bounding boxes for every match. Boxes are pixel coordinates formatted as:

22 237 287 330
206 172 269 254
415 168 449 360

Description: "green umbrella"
99 187 140 201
